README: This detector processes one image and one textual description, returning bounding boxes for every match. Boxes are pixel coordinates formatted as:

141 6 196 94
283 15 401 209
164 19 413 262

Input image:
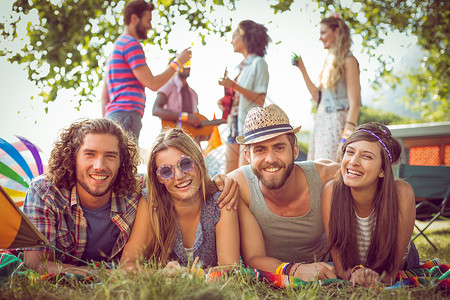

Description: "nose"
93 156 106 170
264 150 277 164
174 166 185 180
348 155 360 166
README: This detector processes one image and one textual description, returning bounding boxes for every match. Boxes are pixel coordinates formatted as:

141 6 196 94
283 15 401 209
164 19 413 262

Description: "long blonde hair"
318 17 351 91
145 128 217 264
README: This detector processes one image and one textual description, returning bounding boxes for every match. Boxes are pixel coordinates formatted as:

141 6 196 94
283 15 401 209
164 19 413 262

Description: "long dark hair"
325 123 402 273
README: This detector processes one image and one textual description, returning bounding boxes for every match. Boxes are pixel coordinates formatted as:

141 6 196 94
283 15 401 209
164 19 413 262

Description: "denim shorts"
107 110 142 141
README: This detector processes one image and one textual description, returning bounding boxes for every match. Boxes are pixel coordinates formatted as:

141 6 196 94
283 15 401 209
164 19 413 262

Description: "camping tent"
0 185 49 249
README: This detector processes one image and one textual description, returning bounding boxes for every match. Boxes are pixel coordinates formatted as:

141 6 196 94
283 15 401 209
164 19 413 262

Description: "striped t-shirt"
105 34 147 117
355 209 376 264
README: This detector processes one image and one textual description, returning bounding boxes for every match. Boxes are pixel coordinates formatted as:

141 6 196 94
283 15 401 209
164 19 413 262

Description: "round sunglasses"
156 155 195 181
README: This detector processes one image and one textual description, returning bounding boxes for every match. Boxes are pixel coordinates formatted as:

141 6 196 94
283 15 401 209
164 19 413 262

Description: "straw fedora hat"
236 104 301 145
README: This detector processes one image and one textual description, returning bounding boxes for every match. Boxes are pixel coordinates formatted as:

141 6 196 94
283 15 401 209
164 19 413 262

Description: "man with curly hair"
23 118 143 275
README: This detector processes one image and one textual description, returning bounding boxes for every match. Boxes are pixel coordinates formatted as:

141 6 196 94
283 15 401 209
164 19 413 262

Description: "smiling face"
247 135 298 190
75 133 120 208
341 140 385 190
319 23 338 49
155 147 201 203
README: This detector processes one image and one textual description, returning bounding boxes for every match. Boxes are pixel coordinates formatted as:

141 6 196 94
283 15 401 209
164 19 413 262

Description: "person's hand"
217 97 225 111
212 174 239 210
161 261 188 277
218 76 236 89
187 113 202 127
176 48 192 65
294 55 306 71
350 267 380 287
292 262 336 281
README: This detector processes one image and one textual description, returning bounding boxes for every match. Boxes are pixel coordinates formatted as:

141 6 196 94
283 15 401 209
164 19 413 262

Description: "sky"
0 0 417 163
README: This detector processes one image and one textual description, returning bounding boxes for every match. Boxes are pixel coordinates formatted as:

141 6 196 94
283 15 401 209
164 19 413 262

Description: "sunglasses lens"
179 157 194 172
159 166 173 179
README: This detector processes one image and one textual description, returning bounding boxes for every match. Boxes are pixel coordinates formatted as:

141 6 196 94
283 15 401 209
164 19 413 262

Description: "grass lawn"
1 220 449 300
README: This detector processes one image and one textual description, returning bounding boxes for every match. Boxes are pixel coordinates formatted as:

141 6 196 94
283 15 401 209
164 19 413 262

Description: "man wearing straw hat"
229 104 339 280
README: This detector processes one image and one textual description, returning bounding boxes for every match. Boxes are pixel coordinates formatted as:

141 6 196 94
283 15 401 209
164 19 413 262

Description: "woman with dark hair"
294 14 360 161
321 123 418 286
120 128 240 272
218 20 270 173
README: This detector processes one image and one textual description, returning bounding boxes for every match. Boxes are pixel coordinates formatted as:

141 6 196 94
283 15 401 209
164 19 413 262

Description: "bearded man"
101 0 191 141
228 104 340 281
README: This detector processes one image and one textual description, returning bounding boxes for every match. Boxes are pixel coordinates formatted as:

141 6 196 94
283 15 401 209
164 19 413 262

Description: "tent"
0 185 49 249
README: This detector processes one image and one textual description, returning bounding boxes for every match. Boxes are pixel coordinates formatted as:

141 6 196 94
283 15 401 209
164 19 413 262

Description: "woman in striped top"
321 123 418 286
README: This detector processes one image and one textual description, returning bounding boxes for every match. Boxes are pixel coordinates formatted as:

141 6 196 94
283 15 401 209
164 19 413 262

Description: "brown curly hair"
46 118 141 195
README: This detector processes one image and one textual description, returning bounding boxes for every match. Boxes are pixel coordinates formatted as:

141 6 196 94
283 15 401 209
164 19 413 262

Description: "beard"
252 157 295 190
136 21 148 40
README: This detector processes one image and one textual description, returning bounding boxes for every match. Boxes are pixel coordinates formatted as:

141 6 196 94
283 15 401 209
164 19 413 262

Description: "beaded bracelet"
340 129 353 143
290 262 303 277
181 112 189 122
348 264 365 280
176 59 183 72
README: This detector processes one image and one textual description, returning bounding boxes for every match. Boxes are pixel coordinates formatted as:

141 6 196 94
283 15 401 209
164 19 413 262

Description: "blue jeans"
107 110 142 141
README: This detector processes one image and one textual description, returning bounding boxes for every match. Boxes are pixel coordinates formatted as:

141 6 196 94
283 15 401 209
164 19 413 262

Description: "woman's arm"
295 56 320 102
214 204 240 270
120 196 151 271
343 56 360 131
382 181 416 284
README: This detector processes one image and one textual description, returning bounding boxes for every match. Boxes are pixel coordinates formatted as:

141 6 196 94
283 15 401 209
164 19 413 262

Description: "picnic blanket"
1 251 448 290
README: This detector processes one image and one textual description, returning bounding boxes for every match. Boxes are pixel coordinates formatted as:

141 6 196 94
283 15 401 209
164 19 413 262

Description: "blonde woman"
294 15 360 161
120 128 240 272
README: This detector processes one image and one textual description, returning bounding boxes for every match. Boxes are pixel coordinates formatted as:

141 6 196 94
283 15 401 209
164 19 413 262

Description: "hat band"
244 124 293 143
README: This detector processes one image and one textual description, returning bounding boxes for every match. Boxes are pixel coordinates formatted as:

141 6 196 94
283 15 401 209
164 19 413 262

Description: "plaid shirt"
23 174 143 265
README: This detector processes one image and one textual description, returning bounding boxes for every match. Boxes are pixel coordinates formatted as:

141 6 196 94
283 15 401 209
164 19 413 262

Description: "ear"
130 13 139 24
378 169 384 178
293 144 299 160
244 147 251 163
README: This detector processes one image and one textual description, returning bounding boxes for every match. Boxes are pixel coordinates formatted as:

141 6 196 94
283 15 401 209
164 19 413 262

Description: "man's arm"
101 77 109 118
133 48 191 91
152 92 201 127
24 251 89 276
314 159 340 185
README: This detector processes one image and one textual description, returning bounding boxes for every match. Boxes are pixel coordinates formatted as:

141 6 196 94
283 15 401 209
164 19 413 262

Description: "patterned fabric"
307 77 348 161
23 175 142 265
236 54 269 135
169 192 221 268
355 209 375 264
158 75 198 114
105 34 147 117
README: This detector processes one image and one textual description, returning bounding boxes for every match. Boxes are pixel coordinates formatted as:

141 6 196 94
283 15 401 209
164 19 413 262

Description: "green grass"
1 221 449 300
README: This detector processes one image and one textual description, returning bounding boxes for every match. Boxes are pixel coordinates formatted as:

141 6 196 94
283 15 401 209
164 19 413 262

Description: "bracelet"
346 121 356 127
190 268 206 279
169 61 178 71
290 262 303 277
282 262 293 275
181 112 189 122
176 59 183 72
342 129 353 137
276 262 288 275
232 81 237 91
348 264 365 280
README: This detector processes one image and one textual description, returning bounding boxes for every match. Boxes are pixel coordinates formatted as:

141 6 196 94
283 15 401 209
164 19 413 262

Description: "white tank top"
355 209 376 264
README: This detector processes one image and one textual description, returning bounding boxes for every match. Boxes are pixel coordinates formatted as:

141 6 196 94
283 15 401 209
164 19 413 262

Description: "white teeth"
264 167 280 172
91 175 107 180
176 180 191 188
347 169 362 176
